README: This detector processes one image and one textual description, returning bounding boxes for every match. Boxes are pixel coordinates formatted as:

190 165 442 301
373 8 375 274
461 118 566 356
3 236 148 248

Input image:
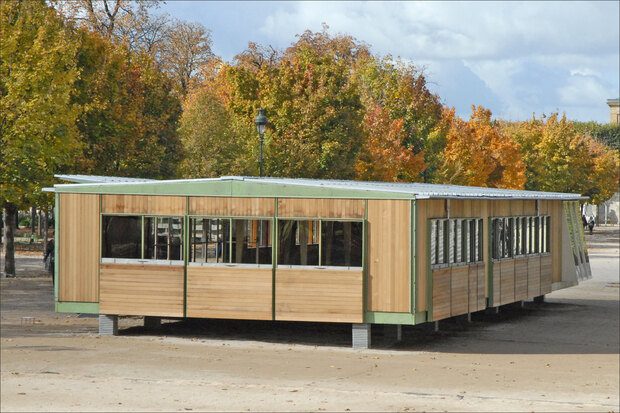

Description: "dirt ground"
1 227 619 412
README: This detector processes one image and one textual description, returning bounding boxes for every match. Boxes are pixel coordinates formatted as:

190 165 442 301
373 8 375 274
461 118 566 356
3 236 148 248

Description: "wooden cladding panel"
416 199 445 312
451 266 469 316
468 265 478 314
186 266 272 320
527 256 541 297
492 264 501 306
189 197 274 217
275 268 363 323
277 198 365 219
99 264 184 317
432 268 451 321
540 255 553 294
59 194 100 303
500 260 515 305
367 200 410 313
102 195 185 215
514 258 529 301
477 264 486 311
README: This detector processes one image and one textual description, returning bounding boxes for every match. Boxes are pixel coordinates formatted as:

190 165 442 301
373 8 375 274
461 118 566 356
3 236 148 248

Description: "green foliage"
0 0 80 208
574 121 620 151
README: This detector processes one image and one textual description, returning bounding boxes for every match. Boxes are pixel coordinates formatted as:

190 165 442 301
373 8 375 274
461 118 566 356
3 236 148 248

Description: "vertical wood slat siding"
277 198 365 219
186 266 272 320
450 266 469 316
540 255 553 294
275 268 363 323
468 264 478 313
500 260 515 305
59 193 100 302
432 268 451 320
527 256 542 297
99 264 184 317
416 199 446 312
477 264 486 310
514 257 529 301
102 195 185 215
367 200 410 312
189 197 275 216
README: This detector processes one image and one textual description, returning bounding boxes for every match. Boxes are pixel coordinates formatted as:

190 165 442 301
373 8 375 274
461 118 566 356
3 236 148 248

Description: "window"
492 215 550 259
189 218 230 263
277 220 363 268
102 216 141 259
431 218 483 267
189 218 272 265
144 217 183 261
232 219 272 265
321 221 363 267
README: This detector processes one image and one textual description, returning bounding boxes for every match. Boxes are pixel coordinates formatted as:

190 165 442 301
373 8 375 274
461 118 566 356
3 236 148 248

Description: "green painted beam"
364 311 416 325
53 179 415 200
54 193 59 302
56 301 99 314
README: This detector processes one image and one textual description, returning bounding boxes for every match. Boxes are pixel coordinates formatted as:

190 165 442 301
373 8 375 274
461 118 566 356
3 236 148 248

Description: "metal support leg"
434 321 439 332
520 300 525 308
467 313 472 323
144 316 161 330
352 323 371 349
99 315 118 336
396 325 402 342
534 295 545 303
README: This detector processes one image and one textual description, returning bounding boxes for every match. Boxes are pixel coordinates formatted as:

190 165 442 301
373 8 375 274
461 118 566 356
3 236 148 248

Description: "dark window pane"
144 217 183 260
278 220 319 266
232 219 272 265
321 221 363 267
102 216 141 259
189 218 229 263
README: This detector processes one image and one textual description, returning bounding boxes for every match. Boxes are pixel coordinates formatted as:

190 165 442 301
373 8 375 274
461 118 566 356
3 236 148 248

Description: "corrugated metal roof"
55 174 157 183
48 175 586 200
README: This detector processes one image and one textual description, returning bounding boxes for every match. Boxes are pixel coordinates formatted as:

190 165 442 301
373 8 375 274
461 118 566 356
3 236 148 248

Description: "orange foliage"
438 106 526 189
355 105 425 182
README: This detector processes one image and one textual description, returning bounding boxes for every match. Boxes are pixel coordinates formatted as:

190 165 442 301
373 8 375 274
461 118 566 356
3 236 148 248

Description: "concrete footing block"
99 314 118 335
533 295 545 303
352 323 371 349
144 316 161 330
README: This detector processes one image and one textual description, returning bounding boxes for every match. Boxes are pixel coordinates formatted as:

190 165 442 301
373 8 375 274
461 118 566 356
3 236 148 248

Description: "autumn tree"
437 106 526 189
0 0 80 276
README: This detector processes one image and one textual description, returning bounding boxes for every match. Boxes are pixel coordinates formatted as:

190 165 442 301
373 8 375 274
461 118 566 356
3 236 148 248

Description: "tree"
437 106 526 189
0 0 80 276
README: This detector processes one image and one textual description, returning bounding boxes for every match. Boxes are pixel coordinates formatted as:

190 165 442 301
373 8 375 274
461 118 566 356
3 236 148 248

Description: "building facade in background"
608 98 619 125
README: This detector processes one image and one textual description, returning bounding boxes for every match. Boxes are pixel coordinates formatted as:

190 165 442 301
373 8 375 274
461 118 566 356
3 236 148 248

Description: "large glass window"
321 221 363 267
102 216 142 259
144 217 183 261
232 219 272 265
189 218 230 263
277 220 363 268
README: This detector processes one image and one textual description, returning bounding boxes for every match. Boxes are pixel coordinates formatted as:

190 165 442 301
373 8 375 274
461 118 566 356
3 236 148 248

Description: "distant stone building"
608 98 619 125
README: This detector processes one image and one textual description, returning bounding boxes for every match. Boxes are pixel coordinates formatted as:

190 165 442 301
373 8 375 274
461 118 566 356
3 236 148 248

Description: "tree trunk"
4 203 17 277
31 206 36 233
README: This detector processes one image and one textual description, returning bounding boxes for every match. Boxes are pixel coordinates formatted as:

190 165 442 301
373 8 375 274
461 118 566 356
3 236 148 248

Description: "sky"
158 1 620 122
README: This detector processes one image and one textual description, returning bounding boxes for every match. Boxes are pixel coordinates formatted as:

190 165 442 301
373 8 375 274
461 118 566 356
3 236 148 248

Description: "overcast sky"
158 1 620 122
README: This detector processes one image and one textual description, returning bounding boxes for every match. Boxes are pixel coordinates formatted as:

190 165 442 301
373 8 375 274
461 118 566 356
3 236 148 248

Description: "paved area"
0 227 618 412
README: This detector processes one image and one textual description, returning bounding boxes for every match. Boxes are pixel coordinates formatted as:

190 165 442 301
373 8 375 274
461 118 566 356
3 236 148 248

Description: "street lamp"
254 108 268 177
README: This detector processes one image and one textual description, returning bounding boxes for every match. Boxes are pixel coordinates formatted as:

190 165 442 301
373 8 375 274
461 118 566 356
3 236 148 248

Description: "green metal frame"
54 193 59 301
56 301 99 314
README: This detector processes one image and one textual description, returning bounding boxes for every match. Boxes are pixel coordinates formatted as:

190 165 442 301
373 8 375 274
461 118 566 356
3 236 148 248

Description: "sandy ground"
1 228 618 412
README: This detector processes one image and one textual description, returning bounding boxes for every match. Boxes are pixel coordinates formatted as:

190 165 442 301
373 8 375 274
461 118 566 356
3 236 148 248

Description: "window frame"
491 215 551 261
276 218 364 270
188 215 274 268
430 217 484 269
100 214 184 265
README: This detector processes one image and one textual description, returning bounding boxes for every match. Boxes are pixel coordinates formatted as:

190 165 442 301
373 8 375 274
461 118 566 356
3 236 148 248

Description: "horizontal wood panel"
187 266 272 320
102 195 185 215
100 264 184 317
275 268 363 323
277 198 365 219
367 199 410 312
59 194 100 303
189 197 274 217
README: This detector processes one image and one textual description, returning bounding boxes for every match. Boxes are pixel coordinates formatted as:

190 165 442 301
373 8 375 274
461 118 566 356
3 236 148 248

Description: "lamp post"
254 108 268 177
